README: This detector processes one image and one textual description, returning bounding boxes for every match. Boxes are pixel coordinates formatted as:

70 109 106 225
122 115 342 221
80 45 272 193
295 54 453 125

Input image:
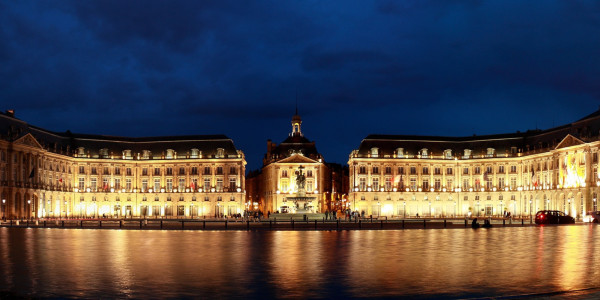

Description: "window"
475 167 481 175
126 168 132 176
191 148 200 158
78 178 85 190
229 167 237 175
91 178 97 191
447 167 453 175
498 178 505 190
434 179 441 190
204 196 210 202
204 167 211 175
306 180 313 192
359 178 366 191
371 147 379 157
434 167 441 175
486 148 495 157
385 178 392 191
216 148 225 158
179 178 185 191
444 149 452 159
79 166 85 174
166 168 173 176
154 178 160 191
372 167 379 174
372 178 379 191
126 179 132 191
142 179 148 192
396 148 404 158
463 179 469 190
510 165 517 173
410 178 417 190
359 166 366 174
446 179 453 189
216 167 223 175
510 177 516 190
115 178 121 190
498 165 504 173
167 179 173 192
191 167 198 175
179 167 185 175
307 170 313 177
229 178 236 191
422 179 429 190
463 167 469 175
216 178 223 192
142 168 148 176
103 167 109 175
154 168 160 176
422 167 429 175
204 178 211 191
115 167 121 175
385 167 392 174
398 167 404 174
486 166 493 174
91 167 97 175
463 149 472 158
281 180 288 192
410 167 417 175
420 148 428 158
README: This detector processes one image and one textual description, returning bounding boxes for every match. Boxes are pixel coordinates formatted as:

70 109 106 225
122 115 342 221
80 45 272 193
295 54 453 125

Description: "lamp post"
27 200 31 219
477 201 480 217
403 201 406 218
2 199 5 220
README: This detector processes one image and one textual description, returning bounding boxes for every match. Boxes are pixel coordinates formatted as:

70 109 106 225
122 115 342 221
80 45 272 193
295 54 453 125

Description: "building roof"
0 110 241 158
354 108 600 159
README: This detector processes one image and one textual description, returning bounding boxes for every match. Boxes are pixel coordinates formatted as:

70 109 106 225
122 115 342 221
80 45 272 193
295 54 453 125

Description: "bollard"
120 220 123 228
444 219 447 228
402 219 404 228
247 220 250 230
182 221 185 229
465 219 468 228
337 219 340 230
203 221 206 229
315 219 317 230
44 220 46 227
522 218 524 226
269 220 272 230
323 217 325 224
503 219 506 227
62 221 65 228
292 219 294 229
359 220 362 229
27 220 29 227
161 220 163 229
225 220 228 229
99 220 102 228
380 220 383 228
81 220 83 228
140 220 143 229
423 219 426 228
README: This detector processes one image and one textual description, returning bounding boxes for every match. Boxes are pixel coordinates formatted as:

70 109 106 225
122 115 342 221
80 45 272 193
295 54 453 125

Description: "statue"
295 166 306 190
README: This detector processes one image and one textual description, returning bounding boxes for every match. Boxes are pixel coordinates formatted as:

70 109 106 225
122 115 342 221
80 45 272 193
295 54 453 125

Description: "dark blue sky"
1 1 600 170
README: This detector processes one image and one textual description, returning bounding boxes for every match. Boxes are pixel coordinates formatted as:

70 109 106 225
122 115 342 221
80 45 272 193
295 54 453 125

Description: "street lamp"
403 201 406 218
27 200 31 219
2 199 5 220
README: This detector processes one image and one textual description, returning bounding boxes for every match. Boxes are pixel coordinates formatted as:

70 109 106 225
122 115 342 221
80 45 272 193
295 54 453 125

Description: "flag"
190 181 195 189
532 169 537 187
29 168 35 179
59 177 63 183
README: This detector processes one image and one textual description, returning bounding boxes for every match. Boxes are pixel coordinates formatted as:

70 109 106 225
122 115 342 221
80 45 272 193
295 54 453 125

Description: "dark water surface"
1 226 599 299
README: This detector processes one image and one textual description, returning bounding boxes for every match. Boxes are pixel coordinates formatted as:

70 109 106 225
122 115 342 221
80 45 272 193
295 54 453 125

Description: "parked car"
534 210 575 225
583 211 600 223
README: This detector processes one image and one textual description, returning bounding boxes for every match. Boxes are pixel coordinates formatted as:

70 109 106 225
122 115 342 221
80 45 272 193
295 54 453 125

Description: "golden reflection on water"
0 226 599 298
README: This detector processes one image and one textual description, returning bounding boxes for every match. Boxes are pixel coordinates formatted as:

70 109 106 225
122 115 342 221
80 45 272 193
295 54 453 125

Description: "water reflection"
0 226 599 298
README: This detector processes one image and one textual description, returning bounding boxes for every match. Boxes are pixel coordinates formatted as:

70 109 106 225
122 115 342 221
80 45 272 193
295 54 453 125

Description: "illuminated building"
0 110 246 219
348 110 600 219
247 112 341 214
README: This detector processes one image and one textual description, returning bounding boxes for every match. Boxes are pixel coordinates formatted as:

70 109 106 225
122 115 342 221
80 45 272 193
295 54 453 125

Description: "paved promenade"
0 216 581 231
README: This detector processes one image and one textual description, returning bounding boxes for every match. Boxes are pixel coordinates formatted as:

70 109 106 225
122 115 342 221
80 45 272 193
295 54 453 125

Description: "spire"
291 98 302 136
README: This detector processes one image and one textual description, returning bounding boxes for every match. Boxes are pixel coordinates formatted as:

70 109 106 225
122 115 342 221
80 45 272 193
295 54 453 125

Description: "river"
1 226 599 299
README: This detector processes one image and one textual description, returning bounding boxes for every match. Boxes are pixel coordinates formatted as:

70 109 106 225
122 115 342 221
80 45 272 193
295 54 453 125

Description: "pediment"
555 134 585 150
276 153 319 164
14 133 43 149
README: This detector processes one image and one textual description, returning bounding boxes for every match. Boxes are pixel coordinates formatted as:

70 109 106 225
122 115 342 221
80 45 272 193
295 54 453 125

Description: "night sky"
1 1 600 171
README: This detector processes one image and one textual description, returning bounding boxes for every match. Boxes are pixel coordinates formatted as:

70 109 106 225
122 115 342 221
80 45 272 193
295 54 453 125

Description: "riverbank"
0 217 577 231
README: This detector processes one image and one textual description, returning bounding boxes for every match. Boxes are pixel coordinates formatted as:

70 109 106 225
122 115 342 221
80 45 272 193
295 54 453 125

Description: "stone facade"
0 111 246 219
348 111 600 219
